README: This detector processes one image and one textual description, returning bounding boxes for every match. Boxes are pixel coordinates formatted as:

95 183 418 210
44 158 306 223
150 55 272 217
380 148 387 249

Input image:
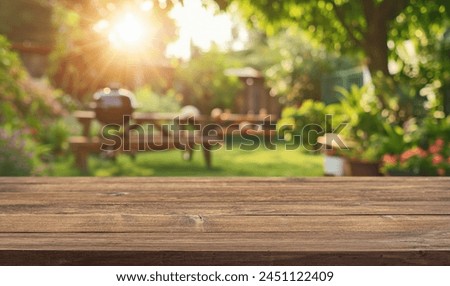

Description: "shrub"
0 34 67 133
134 86 181 113
37 119 71 155
0 35 71 174
0 129 33 176
277 99 344 151
381 137 449 176
175 48 242 114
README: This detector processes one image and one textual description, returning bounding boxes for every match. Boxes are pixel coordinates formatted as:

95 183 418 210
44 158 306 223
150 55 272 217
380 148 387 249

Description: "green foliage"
261 28 357 105
175 48 243 113
37 120 71 155
306 82 450 171
0 35 71 174
372 73 426 124
0 35 27 130
414 116 450 148
335 84 408 162
233 26 358 105
277 99 344 151
134 86 181 113
277 83 447 164
381 135 450 176
233 0 365 53
381 15 450 121
389 1 450 79
336 85 383 136
0 35 67 132
0 129 33 176
224 0 450 75
380 115 450 175
317 83 424 162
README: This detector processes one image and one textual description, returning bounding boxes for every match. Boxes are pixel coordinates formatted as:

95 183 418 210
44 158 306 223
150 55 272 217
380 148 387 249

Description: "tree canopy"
218 0 450 76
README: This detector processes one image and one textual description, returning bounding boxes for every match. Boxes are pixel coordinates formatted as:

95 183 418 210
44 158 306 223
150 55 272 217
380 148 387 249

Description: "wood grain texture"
0 177 449 265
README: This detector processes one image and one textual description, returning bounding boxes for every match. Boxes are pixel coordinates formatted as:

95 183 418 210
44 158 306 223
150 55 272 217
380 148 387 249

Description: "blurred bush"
175 48 242 114
134 86 181 113
37 119 71 155
0 35 71 174
277 99 344 152
381 118 450 176
0 35 68 132
0 129 33 176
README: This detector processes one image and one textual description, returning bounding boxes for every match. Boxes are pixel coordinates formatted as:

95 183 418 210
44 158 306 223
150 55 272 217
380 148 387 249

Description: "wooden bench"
69 110 221 172
0 177 449 265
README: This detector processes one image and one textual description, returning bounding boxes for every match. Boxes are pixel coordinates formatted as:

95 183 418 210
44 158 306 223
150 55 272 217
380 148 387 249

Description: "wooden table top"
0 177 449 265
73 110 210 122
73 110 277 124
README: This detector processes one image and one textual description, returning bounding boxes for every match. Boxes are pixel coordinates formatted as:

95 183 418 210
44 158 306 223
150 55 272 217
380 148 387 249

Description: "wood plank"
3 181 448 193
1 190 449 204
1 214 449 233
1 201 449 215
0 177 449 265
73 110 210 122
0 176 447 184
1 178 447 201
0 179 448 202
1 232 449 252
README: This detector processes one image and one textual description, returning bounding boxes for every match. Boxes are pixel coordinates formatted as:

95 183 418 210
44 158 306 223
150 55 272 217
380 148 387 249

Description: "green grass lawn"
46 142 324 177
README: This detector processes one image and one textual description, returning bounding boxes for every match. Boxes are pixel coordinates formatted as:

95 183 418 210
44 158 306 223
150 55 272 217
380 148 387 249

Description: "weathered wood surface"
0 177 449 265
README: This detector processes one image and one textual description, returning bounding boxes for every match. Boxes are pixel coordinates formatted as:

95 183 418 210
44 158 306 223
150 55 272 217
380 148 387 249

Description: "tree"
217 0 449 76
237 27 357 105
175 47 242 113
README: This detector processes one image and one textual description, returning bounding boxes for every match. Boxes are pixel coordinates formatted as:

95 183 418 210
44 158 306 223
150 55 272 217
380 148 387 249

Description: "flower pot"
323 155 345 176
344 159 381 176
318 134 350 177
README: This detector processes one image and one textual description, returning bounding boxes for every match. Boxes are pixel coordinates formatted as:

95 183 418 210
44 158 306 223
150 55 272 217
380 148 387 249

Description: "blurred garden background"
0 0 449 176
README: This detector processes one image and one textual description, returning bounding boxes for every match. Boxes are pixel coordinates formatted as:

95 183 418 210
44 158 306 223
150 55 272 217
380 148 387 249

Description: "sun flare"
166 0 236 59
108 13 146 49
92 0 247 58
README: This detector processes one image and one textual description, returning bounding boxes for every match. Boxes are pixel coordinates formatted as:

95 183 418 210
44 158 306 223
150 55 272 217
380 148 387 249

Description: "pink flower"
429 138 445 154
416 147 427 158
400 150 414 162
432 154 444 165
429 144 442 154
400 147 427 162
435 138 444 147
437 168 445 176
382 154 398 165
